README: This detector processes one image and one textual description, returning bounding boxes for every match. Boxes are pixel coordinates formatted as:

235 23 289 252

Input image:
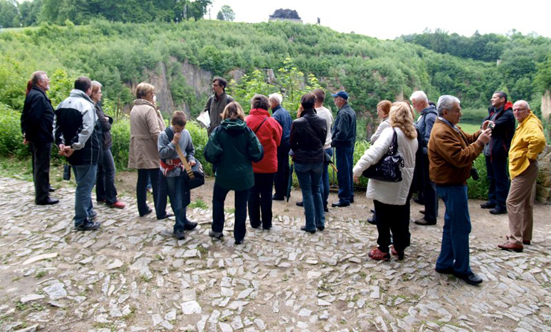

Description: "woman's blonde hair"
91 80 102 94
390 101 417 140
221 101 245 120
136 82 155 99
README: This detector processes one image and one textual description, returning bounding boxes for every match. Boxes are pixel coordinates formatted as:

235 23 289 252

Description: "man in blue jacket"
55 77 102 231
21 71 59 205
480 91 515 215
269 93 292 201
331 91 356 207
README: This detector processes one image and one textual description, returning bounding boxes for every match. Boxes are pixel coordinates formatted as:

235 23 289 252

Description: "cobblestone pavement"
1 176 551 332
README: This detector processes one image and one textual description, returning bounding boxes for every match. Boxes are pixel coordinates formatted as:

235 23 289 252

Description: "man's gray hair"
269 93 283 104
436 95 460 116
410 90 428 103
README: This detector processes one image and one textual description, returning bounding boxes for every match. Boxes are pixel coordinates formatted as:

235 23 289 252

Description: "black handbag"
174 144 205 190
183 158 205 190
362 129 404 182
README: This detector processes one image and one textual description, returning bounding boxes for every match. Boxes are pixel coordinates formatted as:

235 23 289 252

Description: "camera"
470 167 479 181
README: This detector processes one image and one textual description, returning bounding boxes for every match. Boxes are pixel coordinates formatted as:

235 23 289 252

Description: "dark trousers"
249 173 275 229
165 174 190 233
212 183 249 242
136 169 168 218
485 156 510 210
336 145 354 203
273 140 290 199
30 142 52 204
421 154 438 222
320 148 333 207
374 200 411 253
96 147 118 205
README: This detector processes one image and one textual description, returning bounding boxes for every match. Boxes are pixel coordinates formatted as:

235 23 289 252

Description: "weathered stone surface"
1 176 551 331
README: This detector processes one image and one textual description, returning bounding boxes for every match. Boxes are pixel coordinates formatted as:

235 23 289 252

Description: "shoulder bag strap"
254 116 269 134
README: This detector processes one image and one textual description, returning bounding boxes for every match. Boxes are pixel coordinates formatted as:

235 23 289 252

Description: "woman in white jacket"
353 102 418 261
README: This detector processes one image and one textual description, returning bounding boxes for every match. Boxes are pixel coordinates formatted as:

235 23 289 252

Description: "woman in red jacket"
245 94 283 230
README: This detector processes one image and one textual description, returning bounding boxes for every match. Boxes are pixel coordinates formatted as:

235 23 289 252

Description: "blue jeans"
485 156 510 210
335 145 354 203
165 175 190 233
435 185 472 276
72 164 97 226
212 183 250 242
295 162 325 231
248 173 275 229
136 169 168 218
96 147 118 205
320 148 333 207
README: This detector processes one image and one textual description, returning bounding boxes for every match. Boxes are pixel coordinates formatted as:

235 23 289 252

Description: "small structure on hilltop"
269 9 302 23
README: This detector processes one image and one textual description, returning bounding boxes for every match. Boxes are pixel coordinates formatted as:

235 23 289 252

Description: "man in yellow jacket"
498 100 547 252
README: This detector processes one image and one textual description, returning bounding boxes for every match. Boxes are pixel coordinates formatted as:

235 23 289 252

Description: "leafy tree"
0 0 20 28
19 0 42 26
216 5 235 21
269 9 301 20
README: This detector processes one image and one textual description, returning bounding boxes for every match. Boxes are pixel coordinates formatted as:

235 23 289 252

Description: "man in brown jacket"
428 95 491 286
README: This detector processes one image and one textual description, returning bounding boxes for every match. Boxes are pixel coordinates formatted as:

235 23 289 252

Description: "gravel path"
1 176 551 332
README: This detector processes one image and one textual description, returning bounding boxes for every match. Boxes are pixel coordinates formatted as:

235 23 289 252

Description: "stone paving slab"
1 177 551 331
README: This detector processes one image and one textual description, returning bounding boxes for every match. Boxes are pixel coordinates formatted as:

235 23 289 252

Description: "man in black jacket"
21 71 59 205
55 77 102 231
480 91 515 215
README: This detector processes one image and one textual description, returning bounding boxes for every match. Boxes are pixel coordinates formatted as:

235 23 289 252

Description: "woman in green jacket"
204 102 264 244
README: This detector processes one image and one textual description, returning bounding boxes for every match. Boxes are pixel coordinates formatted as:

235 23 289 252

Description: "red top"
245 108 282 173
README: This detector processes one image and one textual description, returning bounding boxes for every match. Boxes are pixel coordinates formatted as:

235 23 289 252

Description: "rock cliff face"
542 90 551 122
124 60 213 119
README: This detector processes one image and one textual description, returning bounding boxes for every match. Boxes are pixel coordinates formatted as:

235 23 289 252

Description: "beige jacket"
128 99 166 169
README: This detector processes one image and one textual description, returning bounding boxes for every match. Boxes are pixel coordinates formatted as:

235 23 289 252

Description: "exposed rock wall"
536 145 551 204
542 90 551 122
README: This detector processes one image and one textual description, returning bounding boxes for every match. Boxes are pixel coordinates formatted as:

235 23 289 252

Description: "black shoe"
317 225 325 231
173 230 185 240
480 201 496 209
454 272 483 285
272 195 284 201
300 226 316 234
296 201 304 207
49 187 56 192
75 221 101 231
140 208 153 217
209 230 224 239
184 221 198 231
367 216 376 225
157 213 174 220
235 239 243 245
435 266 455 274
489 207 507 215
323 205 329 212
37 197 59 205
414 218 436 226
331 201 350 207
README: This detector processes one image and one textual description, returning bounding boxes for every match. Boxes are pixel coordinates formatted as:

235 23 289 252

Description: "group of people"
21 73 126 231
21 71 547 286
355 91 546 286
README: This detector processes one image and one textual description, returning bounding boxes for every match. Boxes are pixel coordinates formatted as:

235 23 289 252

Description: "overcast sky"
207 0 551 40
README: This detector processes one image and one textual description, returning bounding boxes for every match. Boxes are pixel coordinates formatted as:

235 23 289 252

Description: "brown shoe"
498 242 523 252
523 240 531 245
